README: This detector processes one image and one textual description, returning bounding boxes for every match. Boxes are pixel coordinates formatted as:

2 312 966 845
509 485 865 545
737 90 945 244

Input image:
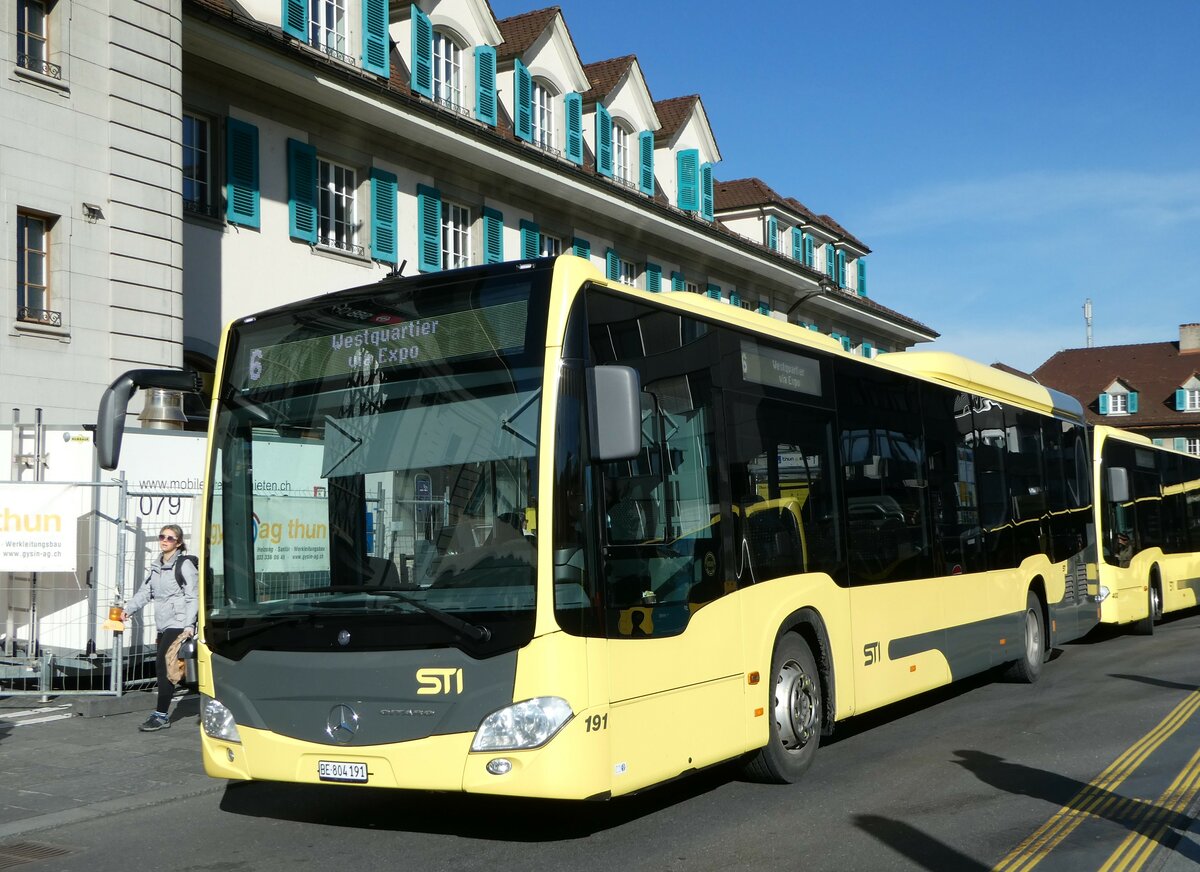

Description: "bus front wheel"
743 632 822 784
1007 591 1045 684
1133 575 1162 636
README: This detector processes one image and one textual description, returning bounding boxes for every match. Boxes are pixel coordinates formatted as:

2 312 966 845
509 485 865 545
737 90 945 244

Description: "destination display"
740 339 823 397
236 299 530 390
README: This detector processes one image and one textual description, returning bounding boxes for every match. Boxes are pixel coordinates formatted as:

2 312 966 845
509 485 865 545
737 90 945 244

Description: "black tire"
743 632 822 784
1007 591 1045 684
1133 576 1162 636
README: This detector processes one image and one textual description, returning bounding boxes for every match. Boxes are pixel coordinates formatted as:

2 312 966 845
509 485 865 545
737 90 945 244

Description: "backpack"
174 554 198 592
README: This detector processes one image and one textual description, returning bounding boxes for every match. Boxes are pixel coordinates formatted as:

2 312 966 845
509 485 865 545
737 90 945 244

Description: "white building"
2 0 938 427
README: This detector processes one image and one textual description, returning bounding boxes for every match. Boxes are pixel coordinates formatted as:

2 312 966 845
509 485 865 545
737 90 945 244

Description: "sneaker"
139 713 171 732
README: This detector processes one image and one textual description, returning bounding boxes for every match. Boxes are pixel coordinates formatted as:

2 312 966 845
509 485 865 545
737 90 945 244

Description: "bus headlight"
471 697 573 751
1098 585 1111 601
201 695 242 743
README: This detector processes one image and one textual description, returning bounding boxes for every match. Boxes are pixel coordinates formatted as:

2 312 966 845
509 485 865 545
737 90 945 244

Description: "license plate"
318 760 368 783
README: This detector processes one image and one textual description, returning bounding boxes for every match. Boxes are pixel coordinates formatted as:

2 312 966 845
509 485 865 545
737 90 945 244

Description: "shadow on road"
953 749 1195 861
854 814 989 871
1109 673 1200 693
217 760 742 840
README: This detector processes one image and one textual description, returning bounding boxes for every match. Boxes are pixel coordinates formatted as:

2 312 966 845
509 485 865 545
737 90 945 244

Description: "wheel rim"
1151 586 1163 621
774 658 818 753
1024 607 1041 664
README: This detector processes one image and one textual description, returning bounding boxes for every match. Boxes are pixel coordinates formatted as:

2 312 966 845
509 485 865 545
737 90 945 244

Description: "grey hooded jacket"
125 551 199 631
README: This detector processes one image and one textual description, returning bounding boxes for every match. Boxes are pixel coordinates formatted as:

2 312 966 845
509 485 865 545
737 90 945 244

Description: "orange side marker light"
748 672 760 685
754 708 764 717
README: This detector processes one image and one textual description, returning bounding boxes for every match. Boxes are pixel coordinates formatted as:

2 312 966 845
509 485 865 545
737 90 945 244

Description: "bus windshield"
204 264 551 654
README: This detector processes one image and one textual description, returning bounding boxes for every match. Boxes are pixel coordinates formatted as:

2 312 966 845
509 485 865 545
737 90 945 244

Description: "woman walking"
121 523 198 732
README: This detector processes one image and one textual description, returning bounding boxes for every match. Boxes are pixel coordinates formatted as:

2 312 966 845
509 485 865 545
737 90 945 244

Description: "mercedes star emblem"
325 704 359 744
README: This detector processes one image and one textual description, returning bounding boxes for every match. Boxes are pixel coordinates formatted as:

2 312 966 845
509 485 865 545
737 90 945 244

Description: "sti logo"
416 667 464 695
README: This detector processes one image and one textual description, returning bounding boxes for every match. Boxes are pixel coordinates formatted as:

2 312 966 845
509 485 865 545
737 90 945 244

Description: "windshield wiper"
211 612 314 644
289 586 491 642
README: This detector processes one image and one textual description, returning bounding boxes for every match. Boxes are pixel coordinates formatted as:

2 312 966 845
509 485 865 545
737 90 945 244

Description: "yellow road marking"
1098 742 1200 872
992 689 1200 872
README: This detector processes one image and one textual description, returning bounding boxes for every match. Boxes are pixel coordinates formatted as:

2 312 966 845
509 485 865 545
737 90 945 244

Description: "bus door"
584 294 745 790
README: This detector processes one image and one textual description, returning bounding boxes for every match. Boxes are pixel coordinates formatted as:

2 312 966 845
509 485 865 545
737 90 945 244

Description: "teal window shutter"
706 283 720 300
730 290 741 306
369 168 397 264
677 149 698 211
287 138 317 244
416 184 442 272
645 263 661 292
225 119 260 229
564 93 583 164
758 301 770 315
1098 393 1110 415
825 244 835 279
1177 388 1187 410
520 219 539 259
411 6 433 98
482 207 503 264
361 0 388 77
857 259 867 296
595 103 612 177
1153 438 1164 446
605 248 619 280
475 46 497 126
1128 392 1139 413
841 336 852 352
573 237 590 259
671 271 685 291
836 250 846 287
862 340 874 358
808 324 820 332
282 0 307 41
791 228 803 261
514 59 532 142
767 216 778 251
638 131 654 195
1175 438 1188 451
804 233 814 267
700 162 714 221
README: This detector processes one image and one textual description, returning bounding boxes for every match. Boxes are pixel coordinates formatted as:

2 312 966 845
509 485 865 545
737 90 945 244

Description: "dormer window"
1099 382 1137 416
432 31 463 111
612 121 631 185
309 0 349 63
1176 377 1200 412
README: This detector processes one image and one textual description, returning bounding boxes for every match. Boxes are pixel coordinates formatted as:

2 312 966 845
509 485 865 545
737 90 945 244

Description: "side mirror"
586 365 641 462
1106 466 1130 504
96 369 202 470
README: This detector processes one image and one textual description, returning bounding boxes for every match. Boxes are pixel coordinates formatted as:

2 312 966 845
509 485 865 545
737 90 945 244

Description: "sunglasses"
158 534 178 542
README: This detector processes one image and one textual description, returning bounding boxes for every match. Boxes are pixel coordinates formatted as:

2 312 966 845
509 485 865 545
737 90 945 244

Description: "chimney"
1181 323 1200 354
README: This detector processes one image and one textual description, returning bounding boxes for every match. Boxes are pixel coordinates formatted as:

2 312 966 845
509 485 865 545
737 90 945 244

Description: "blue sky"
487 0 1200 371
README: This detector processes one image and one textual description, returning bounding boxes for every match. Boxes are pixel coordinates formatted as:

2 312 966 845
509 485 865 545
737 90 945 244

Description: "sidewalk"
0 692 222 840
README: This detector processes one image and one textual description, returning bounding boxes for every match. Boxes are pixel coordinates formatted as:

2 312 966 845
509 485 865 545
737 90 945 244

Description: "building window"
432 31 462 111
685 281 699 294
539 234 561 258
442 201 470 269
1186 389 1200 411
532 80 555 150
317 158 358 253
1188 438 1200 456
182 113 213 217
612 122 631 185
17 0 61 78
309 0 348 62
1109 393 1127 415
618 258 636 287
17 211 59 324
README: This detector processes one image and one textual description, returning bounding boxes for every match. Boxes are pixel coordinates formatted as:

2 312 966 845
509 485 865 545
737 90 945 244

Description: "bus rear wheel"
743 632 822 784
1007 591 1045 684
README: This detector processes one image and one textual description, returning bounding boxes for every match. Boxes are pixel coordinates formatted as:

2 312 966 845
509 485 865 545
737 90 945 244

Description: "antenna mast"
1083 298 1094 348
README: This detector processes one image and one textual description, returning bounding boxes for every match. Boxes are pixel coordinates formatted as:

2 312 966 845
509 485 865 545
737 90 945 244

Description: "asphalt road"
12 610 1200 872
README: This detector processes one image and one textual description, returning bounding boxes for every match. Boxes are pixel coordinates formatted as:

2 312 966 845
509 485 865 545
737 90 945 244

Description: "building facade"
3 0 937 427
1033 323 1200 456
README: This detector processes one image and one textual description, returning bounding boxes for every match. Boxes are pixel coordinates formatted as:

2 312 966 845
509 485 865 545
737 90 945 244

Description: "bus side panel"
1163 551 1200 614
605 595 746 796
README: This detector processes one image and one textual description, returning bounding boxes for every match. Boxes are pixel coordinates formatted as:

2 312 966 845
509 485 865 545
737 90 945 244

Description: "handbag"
164 633 187 685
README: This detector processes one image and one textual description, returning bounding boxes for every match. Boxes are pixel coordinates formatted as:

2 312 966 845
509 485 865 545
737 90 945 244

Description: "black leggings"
154 628 185 715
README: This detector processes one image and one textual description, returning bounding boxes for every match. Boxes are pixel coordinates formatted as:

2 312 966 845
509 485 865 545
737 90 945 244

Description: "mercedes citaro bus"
96 255 1099 798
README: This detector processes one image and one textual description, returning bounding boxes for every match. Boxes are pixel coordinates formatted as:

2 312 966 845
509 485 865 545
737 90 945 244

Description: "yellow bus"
96 255 1099 797
1093 425 1200 632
